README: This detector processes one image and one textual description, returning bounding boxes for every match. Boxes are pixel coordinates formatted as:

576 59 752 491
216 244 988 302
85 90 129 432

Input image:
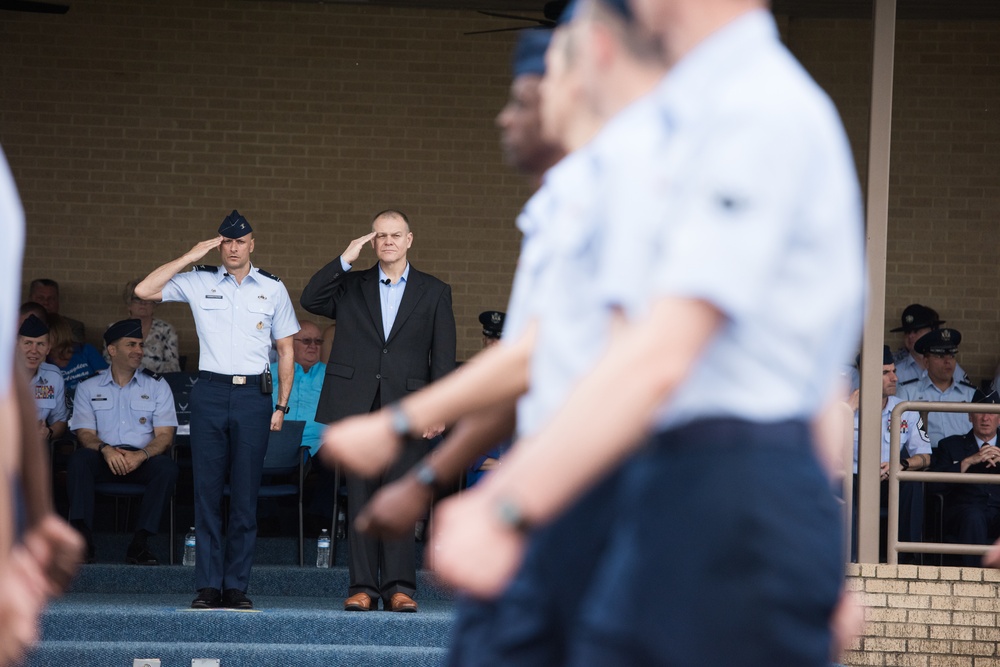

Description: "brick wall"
2 4 999 378
844 563 1000 666
1 0 530 366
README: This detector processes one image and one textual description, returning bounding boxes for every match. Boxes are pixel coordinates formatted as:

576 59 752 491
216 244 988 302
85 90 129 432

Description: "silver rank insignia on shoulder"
256 321 263 330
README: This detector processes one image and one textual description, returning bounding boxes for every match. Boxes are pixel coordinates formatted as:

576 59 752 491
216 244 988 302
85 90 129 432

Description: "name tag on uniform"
205 294 224 299
91 397 108 402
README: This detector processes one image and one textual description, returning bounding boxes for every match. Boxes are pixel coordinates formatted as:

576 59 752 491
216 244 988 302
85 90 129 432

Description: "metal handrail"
886 400 1000 564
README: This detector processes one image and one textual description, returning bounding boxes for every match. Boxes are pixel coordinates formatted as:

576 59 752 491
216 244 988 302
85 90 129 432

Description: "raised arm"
430 298 722 597
356 400 516 539
319 324 534 478
134 236 223 302
300 232 375 318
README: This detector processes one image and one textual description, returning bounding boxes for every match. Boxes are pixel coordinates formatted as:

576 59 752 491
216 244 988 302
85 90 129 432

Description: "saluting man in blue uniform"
135 210 300 610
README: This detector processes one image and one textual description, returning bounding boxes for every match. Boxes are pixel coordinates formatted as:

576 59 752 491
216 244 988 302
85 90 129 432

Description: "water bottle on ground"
316 528 331 568
183 527 196 567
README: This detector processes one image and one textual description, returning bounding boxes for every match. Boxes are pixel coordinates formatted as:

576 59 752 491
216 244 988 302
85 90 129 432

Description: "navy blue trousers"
447 469 621 667
67 447 178 535
571 418 842 667
189 377 271 592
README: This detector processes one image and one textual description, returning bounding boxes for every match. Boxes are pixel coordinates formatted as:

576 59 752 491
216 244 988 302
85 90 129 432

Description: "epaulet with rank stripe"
142 368 163 381
193 265 218 273
960 379 977 389
256 268 281 282
899 378 918 386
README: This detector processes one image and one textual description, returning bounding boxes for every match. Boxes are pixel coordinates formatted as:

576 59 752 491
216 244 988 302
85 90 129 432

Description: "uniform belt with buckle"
198 371 262 385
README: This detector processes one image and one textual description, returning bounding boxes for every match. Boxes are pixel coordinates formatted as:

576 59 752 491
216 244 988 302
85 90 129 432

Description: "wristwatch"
387 403 412 438
274 404 290 414
900 458 910 471
413 463 438 488
98 442 110 452
495 496 533 535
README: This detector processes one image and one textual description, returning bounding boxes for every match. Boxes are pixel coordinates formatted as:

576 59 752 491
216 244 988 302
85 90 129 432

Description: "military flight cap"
18 314 49 338
890 303 944 333
913 327 961 355
219 209 252 239
479 311 506 339
855 344 894 368
512 29 552 78
104 318 144 346
972 386 1000 405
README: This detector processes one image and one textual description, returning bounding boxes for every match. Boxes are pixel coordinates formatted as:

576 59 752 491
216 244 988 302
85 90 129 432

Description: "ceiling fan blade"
0 0 70 13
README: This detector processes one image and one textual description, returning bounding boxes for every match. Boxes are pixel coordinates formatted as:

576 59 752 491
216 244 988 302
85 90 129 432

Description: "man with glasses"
271 320 326 457
898 328 976 448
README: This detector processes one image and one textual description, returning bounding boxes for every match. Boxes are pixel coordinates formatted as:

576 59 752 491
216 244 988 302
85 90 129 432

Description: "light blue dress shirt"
31 362 68 425
161 264 299 375
0 147 24 398
69 368 178 448
597 10 865 431
270 360 326 455
897 375 976 448
338 257 410 340
378 263 409 340
851 396 930 474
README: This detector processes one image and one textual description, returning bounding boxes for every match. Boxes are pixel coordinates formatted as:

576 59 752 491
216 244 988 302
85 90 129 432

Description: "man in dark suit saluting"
301 209 456 613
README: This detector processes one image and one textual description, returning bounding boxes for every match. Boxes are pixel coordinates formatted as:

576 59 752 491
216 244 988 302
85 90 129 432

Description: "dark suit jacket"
300 258 456 424
931 429 1000 508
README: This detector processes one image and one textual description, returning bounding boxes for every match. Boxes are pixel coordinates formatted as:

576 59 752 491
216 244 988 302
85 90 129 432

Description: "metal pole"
857 0 897 563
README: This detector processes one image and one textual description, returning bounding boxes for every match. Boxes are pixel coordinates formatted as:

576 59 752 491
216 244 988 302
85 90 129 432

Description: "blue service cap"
18 314 48 338
512 29 552 78
855 345 894 368
479 310 506 339
218 209 252 239
914 327 961 355
104 318 144 346
561 0 633 25
890 303 943 333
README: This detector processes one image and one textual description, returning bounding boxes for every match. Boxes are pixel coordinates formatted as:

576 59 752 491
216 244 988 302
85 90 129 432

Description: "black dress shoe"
222 588 253 610
191 588 222 609
125 545 160 566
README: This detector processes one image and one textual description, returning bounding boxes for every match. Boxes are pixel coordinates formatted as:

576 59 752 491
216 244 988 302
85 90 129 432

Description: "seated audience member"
67 319 178 564
103 279 181 373
272 320 327 457
466 311 510 487
276 321 331 531
29 277 86 344
17 315 68 443
897 328 976 448
18 300 46 327
46 313 108 411
890 303 968 385
931 388 1000 566
850 345 930 561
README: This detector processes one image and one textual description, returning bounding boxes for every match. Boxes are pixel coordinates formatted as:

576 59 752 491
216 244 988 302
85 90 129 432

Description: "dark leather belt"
198 371 263 385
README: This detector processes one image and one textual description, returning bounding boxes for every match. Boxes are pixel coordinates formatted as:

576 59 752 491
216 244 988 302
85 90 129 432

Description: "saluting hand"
341 232 377 266
183 236 224 265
